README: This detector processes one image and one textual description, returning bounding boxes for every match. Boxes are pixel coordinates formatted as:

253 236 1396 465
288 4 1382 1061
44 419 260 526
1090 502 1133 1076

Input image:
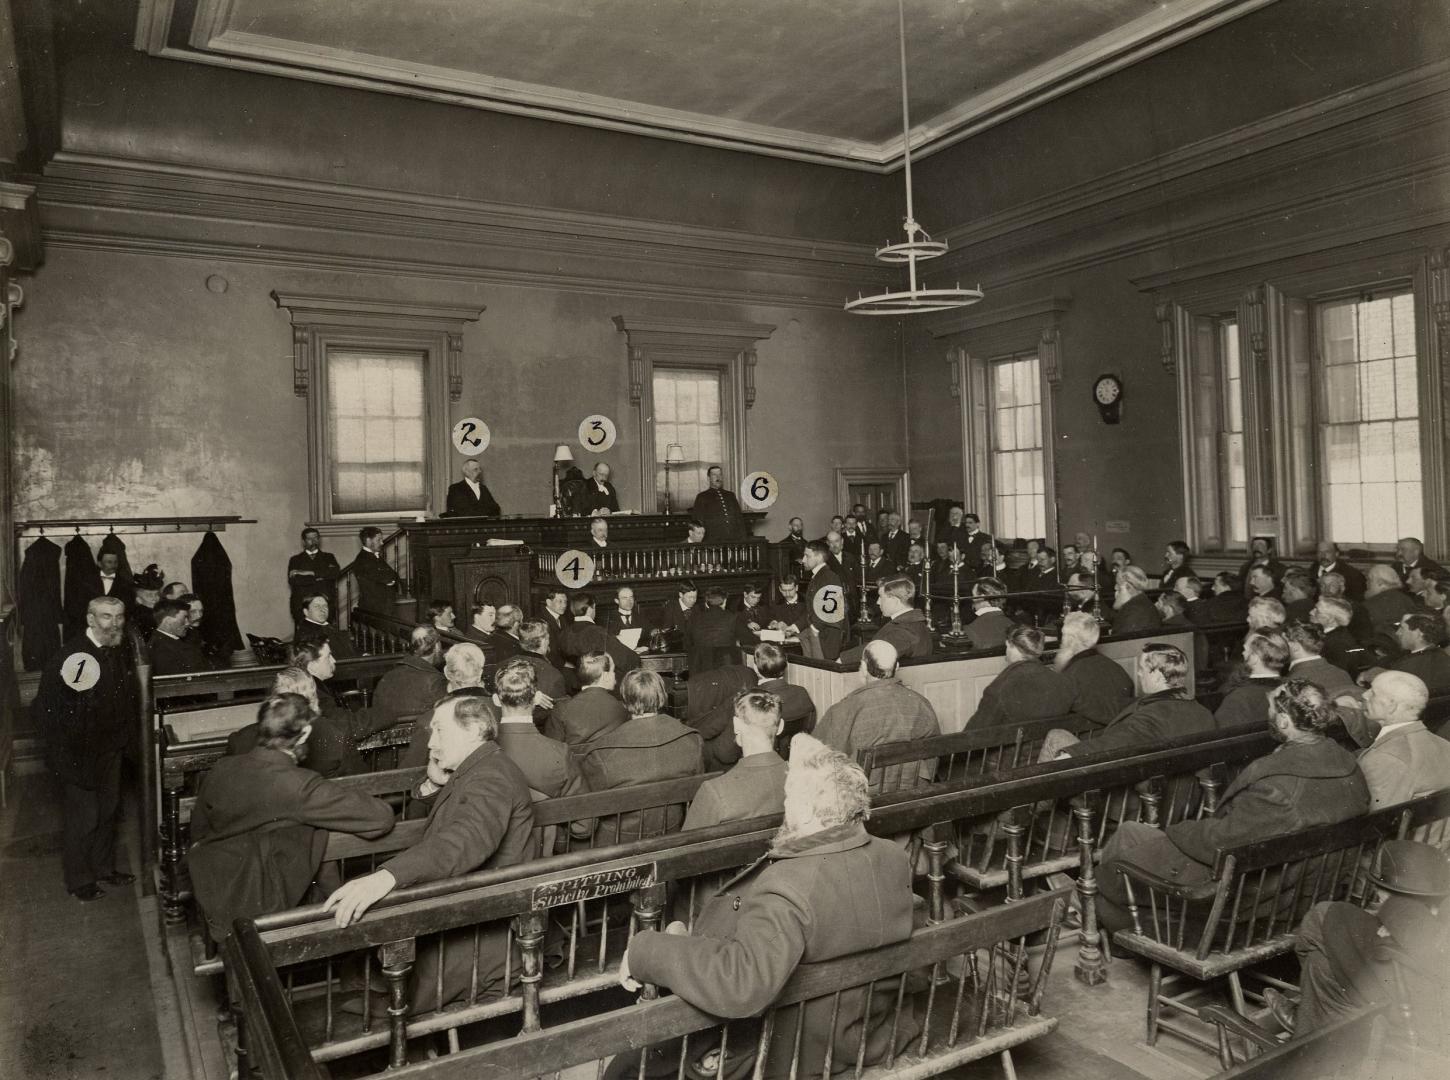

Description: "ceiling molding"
927 296 1072 340
136 0 1281 173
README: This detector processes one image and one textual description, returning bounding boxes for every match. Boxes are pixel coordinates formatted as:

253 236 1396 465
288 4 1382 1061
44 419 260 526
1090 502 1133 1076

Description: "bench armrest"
1115 860 1221 902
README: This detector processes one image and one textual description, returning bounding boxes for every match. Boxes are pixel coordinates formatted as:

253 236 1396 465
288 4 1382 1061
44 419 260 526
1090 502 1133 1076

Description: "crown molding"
927 296 1072 340
136 0 1279 173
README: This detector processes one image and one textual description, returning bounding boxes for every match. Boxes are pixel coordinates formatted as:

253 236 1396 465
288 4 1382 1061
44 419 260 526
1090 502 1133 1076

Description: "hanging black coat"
18 537 63 671
191 531 244 659
62 536 101 639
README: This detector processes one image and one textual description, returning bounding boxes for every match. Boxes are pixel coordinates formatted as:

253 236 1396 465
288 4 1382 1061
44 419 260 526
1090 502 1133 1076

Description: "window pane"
1316 289 1421 545
988 352 1044 539
327 350 427 515
653 368 725 512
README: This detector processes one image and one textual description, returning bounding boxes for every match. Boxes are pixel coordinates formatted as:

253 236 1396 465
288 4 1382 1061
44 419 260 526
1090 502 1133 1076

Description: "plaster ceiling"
136 0 1279 170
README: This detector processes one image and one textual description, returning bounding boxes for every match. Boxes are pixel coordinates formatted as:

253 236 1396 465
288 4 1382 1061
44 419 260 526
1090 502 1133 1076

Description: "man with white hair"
1215 631 1289 728
814 640 940 791
972 625 1076 731
1246 595 1286 631
1053 612 1134 724
1363 563 1416 643
444 458 501 517
36 595 135 901
443 641 486 691
372 624 448 727
1109 565 1162 636
1310 595 1370 675
1348 670 1450 809
324 690 538 1011
616 734 919 1080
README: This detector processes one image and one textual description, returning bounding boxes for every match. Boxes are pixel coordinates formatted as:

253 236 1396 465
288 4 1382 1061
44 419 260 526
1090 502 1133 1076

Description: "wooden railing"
336 526 413 630
530 537 770 586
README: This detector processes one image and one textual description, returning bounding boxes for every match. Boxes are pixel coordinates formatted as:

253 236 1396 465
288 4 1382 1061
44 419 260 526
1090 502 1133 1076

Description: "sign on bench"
529 863 658 910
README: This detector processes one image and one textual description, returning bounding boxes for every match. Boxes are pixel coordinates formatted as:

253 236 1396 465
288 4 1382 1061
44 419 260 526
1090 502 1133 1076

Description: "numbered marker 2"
555 549 596 589
812 584 846 625
740 470 779 511
578 415 617 453
452 417 491 456
60 652 100 692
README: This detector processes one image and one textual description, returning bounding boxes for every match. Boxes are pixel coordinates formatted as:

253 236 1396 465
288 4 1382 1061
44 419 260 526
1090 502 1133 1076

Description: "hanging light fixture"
846 0 983 316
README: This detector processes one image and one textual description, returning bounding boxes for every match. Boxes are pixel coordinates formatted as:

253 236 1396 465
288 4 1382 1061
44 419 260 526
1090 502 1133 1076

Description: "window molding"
932 296 1069 541
1153 240 1449 557
612 315 774 512
272 293 484 521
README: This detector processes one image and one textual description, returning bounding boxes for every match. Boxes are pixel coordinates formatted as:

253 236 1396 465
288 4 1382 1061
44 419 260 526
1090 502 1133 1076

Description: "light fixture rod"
896 0 915 230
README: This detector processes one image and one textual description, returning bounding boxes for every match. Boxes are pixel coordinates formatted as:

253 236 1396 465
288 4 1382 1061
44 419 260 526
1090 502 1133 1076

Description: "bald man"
1362 564 1415 644
445 459 501 517
813 640 941 792
1348 671 1450 810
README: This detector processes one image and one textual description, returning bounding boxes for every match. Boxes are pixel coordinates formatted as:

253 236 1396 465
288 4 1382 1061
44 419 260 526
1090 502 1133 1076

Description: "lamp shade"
553 444 574 463
665 443 686 464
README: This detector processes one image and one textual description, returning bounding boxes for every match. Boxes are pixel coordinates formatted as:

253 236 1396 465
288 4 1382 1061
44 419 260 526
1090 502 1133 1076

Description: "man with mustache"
36 596 136 901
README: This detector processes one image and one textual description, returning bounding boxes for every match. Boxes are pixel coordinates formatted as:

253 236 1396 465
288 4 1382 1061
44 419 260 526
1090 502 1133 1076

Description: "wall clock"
1093 373 1123 424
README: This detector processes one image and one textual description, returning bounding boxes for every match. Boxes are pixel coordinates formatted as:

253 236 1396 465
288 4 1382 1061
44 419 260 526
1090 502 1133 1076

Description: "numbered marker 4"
812 584 846 625
452 417 491 456
578 414 617 453
740 470 779 511
555 549 597 589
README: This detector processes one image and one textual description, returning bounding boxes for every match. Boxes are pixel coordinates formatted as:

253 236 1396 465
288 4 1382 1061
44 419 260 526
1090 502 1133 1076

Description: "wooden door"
847 484 897 515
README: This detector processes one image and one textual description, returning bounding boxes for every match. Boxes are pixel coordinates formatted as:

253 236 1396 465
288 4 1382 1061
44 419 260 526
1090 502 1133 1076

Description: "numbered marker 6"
740 470 778 510
452 417 491 456
812 584 846 625
578 415 617 453
555 549 596 589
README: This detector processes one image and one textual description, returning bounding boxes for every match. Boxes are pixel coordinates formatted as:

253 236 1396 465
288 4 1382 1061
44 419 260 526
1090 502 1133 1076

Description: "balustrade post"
1002 809 1026 903
163 785 187 923
378 938 416 1068
1072 802 1107 986
513 911 548 1033
631 883 667 1000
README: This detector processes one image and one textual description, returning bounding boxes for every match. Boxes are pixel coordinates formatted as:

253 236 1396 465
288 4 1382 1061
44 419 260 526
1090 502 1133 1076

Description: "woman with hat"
1265 838 1449 1044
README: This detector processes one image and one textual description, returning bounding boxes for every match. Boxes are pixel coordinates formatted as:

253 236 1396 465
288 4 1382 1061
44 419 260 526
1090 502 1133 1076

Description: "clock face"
1094 376 1121 405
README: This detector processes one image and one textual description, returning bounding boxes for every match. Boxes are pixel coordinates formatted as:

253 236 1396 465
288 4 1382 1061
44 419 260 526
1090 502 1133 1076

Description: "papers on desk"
757 628 786 643
617 627 643 649
485 538 525 546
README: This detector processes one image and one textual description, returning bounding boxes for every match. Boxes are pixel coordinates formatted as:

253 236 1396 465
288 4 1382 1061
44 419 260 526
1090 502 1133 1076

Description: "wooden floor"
0 767 1235 1080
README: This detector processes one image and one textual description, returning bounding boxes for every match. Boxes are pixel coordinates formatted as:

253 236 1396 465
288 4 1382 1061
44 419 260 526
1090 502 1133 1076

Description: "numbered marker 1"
578 414 617 453
452 417 491 456
60 652 101 691
812 584 846 625
740 470 779 511
554 549 596 589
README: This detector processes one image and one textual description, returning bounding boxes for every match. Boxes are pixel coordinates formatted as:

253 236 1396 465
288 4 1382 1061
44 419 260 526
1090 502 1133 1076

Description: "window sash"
325 349 430 517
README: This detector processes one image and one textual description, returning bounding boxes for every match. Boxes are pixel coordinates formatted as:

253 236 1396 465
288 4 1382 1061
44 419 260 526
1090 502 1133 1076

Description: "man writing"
583 461 620 516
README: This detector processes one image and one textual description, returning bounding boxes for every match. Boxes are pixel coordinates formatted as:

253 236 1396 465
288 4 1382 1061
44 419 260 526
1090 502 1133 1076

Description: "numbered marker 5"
813 584 846 625
555 549 596 589
739 470 778 511
60 652 101 691
578 415 617 453
452 417 491 456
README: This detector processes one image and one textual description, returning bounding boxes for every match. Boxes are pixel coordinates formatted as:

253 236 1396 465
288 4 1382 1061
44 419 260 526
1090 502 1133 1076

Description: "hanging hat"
1369 840 1450 898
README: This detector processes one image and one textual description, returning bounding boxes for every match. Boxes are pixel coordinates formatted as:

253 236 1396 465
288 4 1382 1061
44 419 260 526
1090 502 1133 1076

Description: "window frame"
272 293 483 523
612 315 775 513
1160 241 1447 559
985 349 1048 541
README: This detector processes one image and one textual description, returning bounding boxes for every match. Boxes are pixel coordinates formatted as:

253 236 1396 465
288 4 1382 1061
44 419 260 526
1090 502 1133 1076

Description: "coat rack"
15 515 257 540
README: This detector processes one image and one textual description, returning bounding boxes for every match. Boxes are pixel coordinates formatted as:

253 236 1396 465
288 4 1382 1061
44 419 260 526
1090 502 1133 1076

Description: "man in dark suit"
753 642 817 749
1384 613 1450 693
653 581 698 648
601 585 648 640
1160 541 1195 593
94 550 134 610
690 465 747 541
1052 612 1135 726
373 625 448 727
286 527 342 623
517 619 570 704
545 651 628 749
559 593 642 678
189 693 396 943
881 512 911 568
323 690 539 1013
1394 536 1444 587
734 581 770 647
862 540 896 589
801 541 846 661
841 575 933 665
580 462 620 516
965 580 1017 650
148 598 215 675
1214 631 1287 728
494 660 575 797
36 596 136 901
444 459 501 517
489 604 524 661
1200 572 1250 624
970 625 1077 730
1311 541 1366 601
461 599 496 645
1238 535 1287 596
539 587 570 667
770 576 806 634
779 517 808 570
348 527 399 614
684 586 740 674
1109 565 1163 636
293 593 358 660
586 516 611 550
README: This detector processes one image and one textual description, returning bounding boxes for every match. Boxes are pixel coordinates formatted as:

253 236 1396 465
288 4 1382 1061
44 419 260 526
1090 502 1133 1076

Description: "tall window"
1219 319 1248 547
1317 290 1422 544
653 367 725 513
989 352 1045 539
326 350 427 516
